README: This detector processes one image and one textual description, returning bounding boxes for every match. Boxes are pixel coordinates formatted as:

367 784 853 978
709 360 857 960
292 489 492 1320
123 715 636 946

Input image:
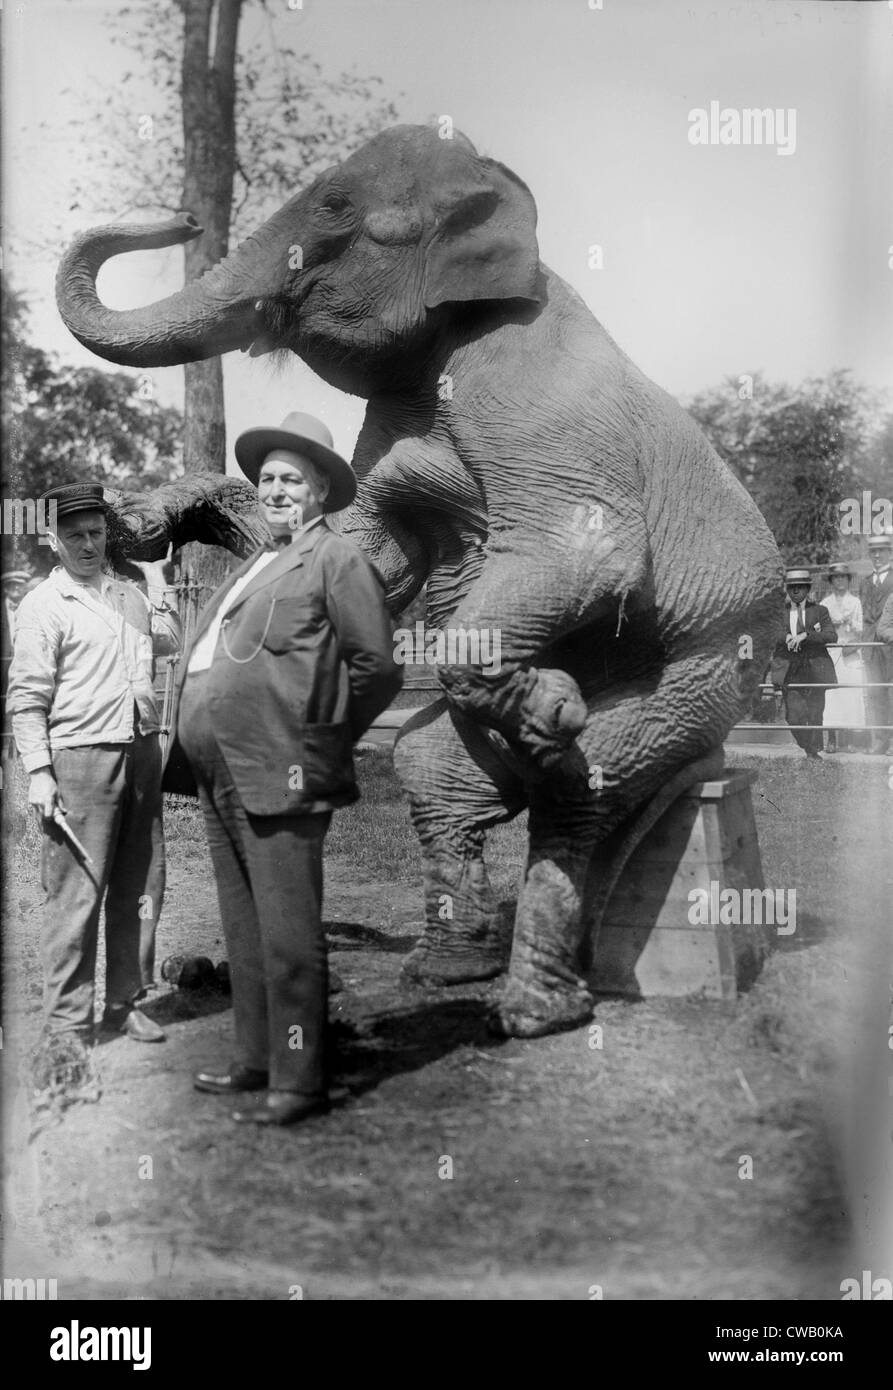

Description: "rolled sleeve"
13 714 54 772
7 608 59 770
149 602 182 657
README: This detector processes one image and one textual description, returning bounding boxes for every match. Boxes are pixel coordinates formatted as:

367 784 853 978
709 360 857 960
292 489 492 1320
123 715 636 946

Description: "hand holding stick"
51 808 95 866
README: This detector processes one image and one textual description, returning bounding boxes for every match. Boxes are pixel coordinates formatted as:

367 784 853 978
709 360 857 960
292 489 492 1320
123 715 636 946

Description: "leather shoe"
194 1063 269 1094
231 1091 329 1126
101 1005 166 1043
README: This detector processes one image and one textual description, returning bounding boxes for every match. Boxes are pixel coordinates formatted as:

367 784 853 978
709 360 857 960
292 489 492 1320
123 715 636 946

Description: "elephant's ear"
423 160 542 310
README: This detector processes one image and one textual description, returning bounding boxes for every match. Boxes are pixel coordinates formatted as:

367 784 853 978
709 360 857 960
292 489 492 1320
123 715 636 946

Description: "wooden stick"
51 808 95 866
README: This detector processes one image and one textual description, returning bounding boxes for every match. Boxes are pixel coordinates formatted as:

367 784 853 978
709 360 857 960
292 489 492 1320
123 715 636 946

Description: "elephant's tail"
579 744 725 971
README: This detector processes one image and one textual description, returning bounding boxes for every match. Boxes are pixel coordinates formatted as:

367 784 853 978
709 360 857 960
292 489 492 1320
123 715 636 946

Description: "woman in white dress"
822 562 866 752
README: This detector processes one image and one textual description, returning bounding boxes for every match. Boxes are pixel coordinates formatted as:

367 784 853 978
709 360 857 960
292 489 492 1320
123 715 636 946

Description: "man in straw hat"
858 534 893 754
7 483 181 1048
164 412 402 1126
771 566 837 759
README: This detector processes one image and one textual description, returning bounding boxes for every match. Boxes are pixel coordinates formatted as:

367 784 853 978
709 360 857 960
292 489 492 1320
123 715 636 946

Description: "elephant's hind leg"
393 700 526 984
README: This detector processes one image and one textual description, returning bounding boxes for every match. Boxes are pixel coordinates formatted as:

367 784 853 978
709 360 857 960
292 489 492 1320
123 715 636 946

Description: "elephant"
55 123 784 1038
101 474 268 574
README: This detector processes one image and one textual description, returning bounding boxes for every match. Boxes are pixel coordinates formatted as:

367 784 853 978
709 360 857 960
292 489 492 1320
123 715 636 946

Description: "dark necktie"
796 604 806 634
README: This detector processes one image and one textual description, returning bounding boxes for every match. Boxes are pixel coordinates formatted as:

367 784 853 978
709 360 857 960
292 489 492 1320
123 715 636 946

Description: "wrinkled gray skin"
56 124 783 1037
104 474 269 574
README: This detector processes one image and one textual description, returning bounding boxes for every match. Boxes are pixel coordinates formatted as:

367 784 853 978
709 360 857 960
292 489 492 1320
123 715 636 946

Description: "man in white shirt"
858 535 893 754
8 484 181 1045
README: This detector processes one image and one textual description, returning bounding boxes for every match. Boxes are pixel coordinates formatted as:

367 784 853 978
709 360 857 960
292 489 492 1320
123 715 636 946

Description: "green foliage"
1 277 184 571
687 371 893 564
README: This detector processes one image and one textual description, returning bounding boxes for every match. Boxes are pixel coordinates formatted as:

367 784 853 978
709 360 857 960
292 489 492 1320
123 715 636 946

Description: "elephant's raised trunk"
55 209 292 368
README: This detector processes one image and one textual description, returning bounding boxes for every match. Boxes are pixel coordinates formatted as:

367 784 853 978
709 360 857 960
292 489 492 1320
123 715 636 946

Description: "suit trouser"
178 672 331 1096
783 684 826 754
41 730 165 1035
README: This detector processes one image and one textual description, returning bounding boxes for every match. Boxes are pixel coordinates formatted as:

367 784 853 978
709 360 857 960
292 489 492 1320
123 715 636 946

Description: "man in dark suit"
772 566 837 759
164 412 402 1125
858 534 893 754
877 589 893 647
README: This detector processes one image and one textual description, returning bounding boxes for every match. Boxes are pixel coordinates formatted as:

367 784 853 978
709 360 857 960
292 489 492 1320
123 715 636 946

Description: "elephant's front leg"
393 700 527 983
494 643 754 1037
495 781 598 1038
437 523 648 767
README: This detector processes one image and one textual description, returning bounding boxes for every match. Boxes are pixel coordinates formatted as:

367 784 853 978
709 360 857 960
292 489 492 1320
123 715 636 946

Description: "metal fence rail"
3 634 891 760
146 640 892 752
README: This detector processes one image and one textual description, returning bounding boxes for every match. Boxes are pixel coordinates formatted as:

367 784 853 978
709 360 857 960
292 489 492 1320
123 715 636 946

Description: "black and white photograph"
1 0 891 1329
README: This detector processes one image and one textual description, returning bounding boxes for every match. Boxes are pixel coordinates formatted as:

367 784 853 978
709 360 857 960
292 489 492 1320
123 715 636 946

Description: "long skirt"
823 649 866 728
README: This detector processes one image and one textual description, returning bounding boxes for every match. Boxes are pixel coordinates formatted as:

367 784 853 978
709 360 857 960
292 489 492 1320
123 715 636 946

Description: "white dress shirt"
187 514 325 674
789 602 806 638
187 551 279 673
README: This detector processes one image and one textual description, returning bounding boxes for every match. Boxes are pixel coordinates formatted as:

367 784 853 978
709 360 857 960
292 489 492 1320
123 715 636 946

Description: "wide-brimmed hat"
234 411 357 513
867 534 892 551
827 562 853 579
784 567 812 585
38 483 109 520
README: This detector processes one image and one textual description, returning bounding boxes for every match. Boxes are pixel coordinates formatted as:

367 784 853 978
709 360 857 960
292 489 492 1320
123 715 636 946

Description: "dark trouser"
41 730 165 1036
864 646 893 751
783 684 826 754
178 672 331 1097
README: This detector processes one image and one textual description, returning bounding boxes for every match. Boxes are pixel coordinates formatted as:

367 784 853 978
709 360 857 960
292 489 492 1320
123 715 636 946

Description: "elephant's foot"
440 665 587 768
517 668 588 766
401 931 510 986
397 836 514 986
397 945 503 989
489 848 595 1036
491 973 594 1038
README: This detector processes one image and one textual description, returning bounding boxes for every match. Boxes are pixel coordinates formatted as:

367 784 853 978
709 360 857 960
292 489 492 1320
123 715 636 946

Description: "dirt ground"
2 748 891 1300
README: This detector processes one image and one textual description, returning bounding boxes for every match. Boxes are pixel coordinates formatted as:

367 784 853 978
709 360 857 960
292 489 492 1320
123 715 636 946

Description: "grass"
167 745 528 887
327 750 428 879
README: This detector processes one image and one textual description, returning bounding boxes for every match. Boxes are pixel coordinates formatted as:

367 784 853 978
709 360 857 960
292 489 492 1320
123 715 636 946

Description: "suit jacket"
876 590 893 647
162 521 402 814
770 601 837 689
859 568 893 638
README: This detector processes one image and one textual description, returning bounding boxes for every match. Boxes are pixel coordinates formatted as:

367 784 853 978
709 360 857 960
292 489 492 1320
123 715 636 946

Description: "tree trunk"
177 0 244 599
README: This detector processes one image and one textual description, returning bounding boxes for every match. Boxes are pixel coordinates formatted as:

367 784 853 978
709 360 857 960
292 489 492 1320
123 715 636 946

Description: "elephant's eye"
320 192 350 215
